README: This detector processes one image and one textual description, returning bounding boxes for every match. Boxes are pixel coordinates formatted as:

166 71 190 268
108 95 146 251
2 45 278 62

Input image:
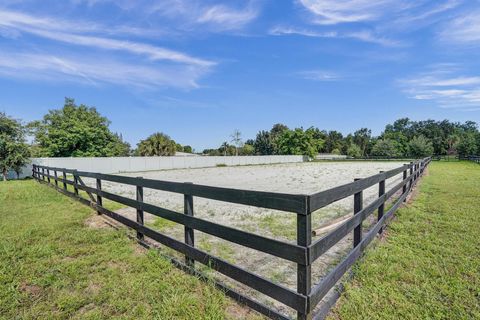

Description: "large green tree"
457 133 478 157
0 112 30 180
276 127 323 158
253 130 274 155
30 98 130 157
409 135 434 157
324 130 344 153
353 128 372 156
371 139 403 158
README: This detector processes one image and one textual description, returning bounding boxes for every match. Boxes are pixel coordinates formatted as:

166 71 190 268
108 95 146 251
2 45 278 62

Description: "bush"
346 144 362 158
409 135 434 157
371 139 402 158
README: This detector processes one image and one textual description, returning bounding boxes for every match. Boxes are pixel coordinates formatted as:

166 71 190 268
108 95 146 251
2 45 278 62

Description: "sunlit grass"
0 180 260 319
329 161 480 319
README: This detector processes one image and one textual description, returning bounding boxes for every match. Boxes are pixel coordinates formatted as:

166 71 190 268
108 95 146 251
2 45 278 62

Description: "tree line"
1 98 480 179
203 119 480 159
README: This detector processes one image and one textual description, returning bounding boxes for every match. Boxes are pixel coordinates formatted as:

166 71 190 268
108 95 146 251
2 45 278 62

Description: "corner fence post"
136 178 144 241
353 178 363 247
73 170 79 196
54 170 58 188
297 201 312 320
378 172 385 234
62 171 67 190
96 178 102 215
402 165 408 202
184 182 194 267
32 165 35 179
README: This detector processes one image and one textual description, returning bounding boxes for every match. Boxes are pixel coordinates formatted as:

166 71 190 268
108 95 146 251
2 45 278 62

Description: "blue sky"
1 0 480 151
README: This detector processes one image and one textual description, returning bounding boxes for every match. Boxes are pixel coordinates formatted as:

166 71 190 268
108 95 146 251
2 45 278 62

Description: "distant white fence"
13 155 306 179
315 154 347 160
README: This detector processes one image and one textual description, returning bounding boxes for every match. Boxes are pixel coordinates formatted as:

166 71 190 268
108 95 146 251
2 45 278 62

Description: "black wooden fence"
32 157 430 320
461 155 480 164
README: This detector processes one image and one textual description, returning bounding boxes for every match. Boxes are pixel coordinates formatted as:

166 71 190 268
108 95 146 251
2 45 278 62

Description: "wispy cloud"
290 0 462 48
399 65 480 110
439 10 480 44
196 3 259 31
0 8 215 89
297 70 342 81
269 25 401 46
0 51 207 89
0 9 213 67
297 0 461 26
297 0 400 25
85 0 261 32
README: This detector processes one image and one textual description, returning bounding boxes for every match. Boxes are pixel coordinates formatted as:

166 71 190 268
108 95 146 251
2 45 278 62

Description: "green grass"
329 161 480 320
0 180 258 320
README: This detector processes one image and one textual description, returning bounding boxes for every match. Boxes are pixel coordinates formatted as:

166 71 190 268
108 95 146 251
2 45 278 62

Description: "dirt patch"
225 303 262 320
19 282 42 297
76 303 95 315
107 261 129 272
86 282 101 295
85 214 112 229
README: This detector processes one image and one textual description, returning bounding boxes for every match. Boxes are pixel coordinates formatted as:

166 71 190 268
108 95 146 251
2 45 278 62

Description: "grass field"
2 161 479 320
0 179 260 320
329 161 480 319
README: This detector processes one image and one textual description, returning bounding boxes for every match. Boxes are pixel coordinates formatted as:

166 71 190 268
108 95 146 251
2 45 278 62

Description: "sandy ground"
83 161 406 317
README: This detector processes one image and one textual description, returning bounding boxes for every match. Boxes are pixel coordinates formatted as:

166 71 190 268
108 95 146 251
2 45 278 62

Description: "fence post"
297 203 312 320
47 168 50 184
54 170 58 187
42 168 45 181
402 165 408 202
62 171 67 190
136 178 144 241
96 178 102 215
184 182 194 267
353 178 363 247
409 162 414 190
378 172 385 234
73 170 79 196
32 165 36 179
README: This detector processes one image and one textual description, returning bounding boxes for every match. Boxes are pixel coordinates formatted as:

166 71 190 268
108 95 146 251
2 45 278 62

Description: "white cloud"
269 25 401 46
0 9 213 67
298 70 341 81
399 66 480 110
439 10 480 44
0 7 215 89
298 0 400 25
395 0 461 24
298 0 461 26
78 0 261 32
197 4 259 30
0 51 207 89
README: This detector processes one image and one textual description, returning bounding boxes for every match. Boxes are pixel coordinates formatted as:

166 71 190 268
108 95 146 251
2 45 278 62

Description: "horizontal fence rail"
32 157 431 320
461 155 480 164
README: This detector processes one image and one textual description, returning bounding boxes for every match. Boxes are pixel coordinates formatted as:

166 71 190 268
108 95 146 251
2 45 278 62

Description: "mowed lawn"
0 180 258 320
330 161 480 320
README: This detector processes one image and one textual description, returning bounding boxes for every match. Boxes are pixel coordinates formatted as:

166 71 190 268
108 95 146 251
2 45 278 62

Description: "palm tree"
137 132 176 156
221 141 229 156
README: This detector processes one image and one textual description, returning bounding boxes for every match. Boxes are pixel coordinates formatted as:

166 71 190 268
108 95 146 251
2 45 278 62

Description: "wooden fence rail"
463 155 480 164
32 157 431 320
